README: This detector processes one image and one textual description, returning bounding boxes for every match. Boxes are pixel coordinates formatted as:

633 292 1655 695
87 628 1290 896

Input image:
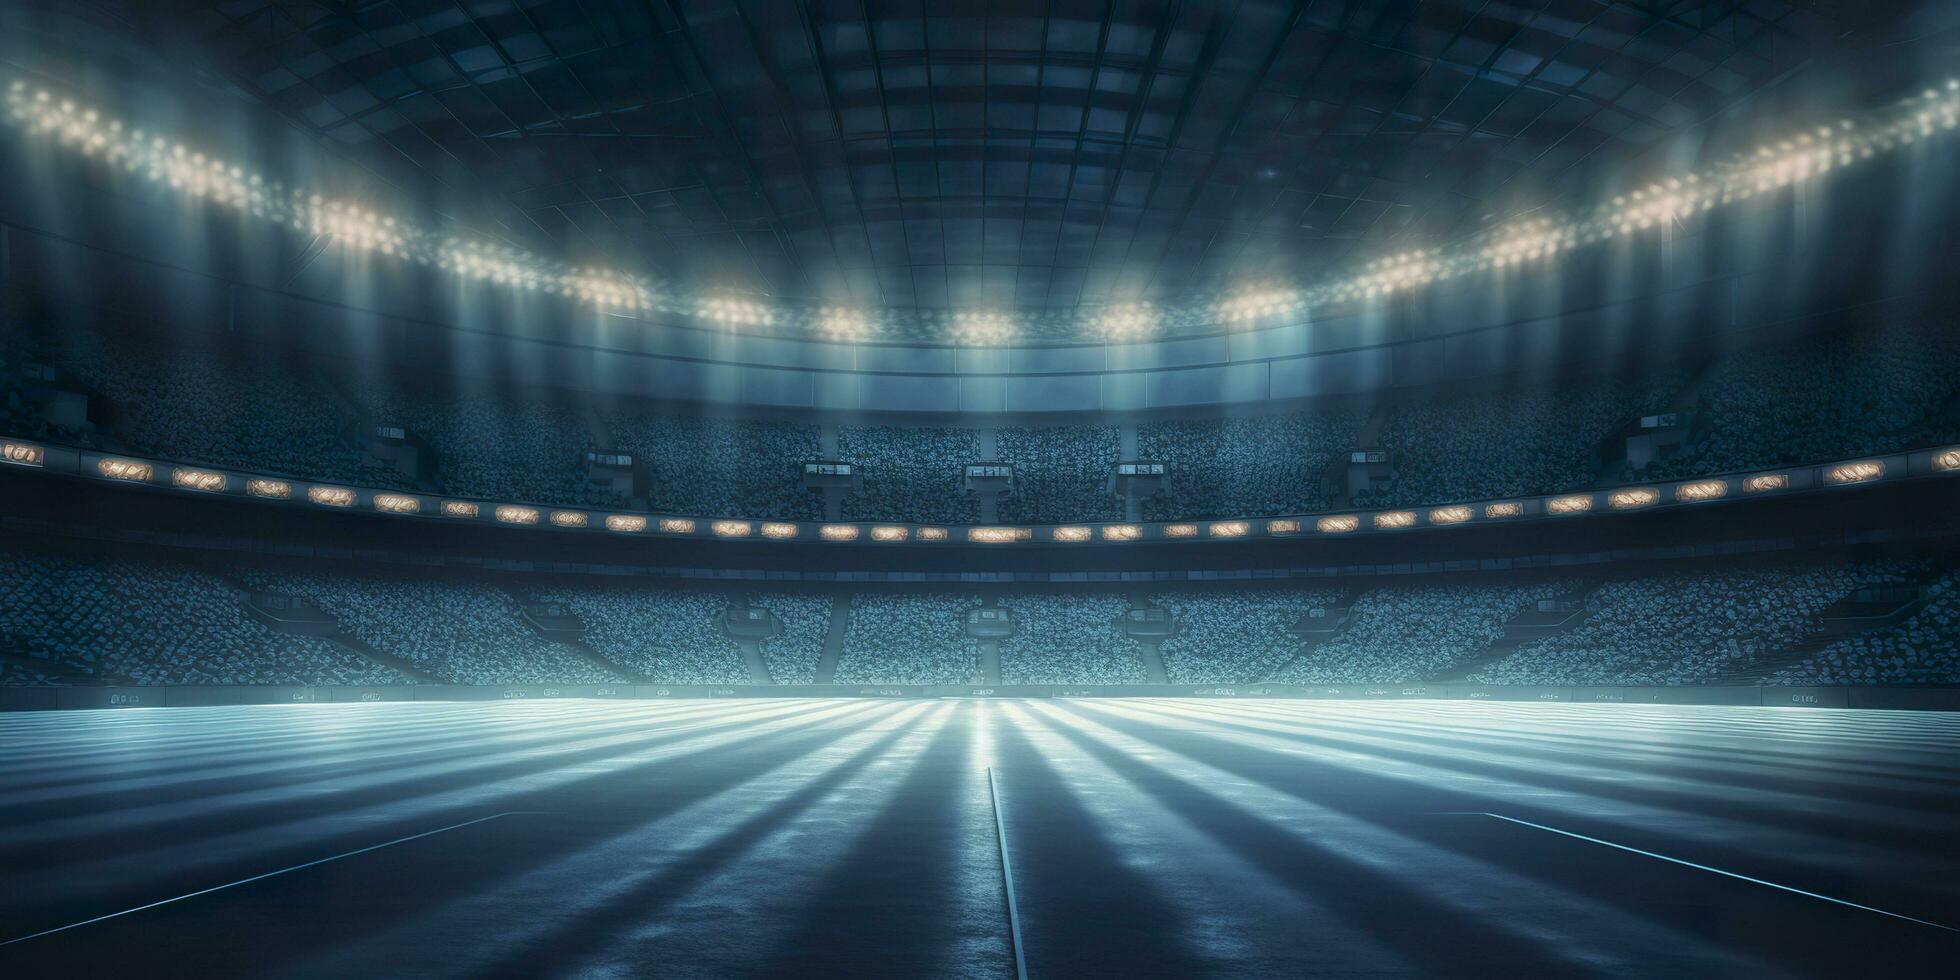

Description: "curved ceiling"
137 0 1885 326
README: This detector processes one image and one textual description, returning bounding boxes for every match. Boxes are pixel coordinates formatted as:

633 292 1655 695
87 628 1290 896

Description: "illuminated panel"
97 458 154 482
1 440 44 467
1162 523 1199 538
308 485 355 507
1744 474 1789 493
1676 480 1728 502
1485 502 1524 518
1608 487 1659 510
1316 515 1360 534
1208 521 1250 538
818 524 860 541
917 527 949 541
373 493 420 514
1266 519 1301 534
1053 526 1092 542
550 510 589 528
969 527 1031 543
1373 511 1417 529
658 518 698 534
1937 449 1960 472
441 500 479 518
246 478 291 499
1826 460 1885 484
170 468 225 492
712 520 753 538
1546 494 1593 515
1429 505 1472 525
760 522 799 539
605 514 648 533
1100 524 1142 541
870 526 909 542
495 505 540 525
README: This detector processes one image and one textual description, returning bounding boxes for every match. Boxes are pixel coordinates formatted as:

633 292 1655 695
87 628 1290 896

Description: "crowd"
997 593 1145 684
1151 588 1346 682
1355 375 1682 508
1646 322 1960 480
18 333 400 487
532 585 751 684
834 592 980 684
838 426 981 524
5 544 1959 689
242 568 625 685
352 384 604 505
1278 582 1568 684
1139 412 1356 520
995 426 1125 524
753 592 833 684
1472 562 1913 686
6 320 1958 527
0 550 407 685
606 413 824 519
1772 570 1960 685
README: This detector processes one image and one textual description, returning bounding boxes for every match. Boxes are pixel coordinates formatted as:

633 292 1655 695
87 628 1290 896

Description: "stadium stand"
239 568 626 685
1470 561 1915 686
1139 412 1356 520
0 549 407 685
4 322 1959 526
13 331 404 488
351 384 603 506
1645 322 1960 480
605 413 823 520
530 585 748 684
1355 375 1683 508
1772 568 1960 685
1152 588 1346 683
1277 582 1570 684
834 592 980 684
752 592 833 684
997 593 1145 684
995 425 1124 523
838 426 981 524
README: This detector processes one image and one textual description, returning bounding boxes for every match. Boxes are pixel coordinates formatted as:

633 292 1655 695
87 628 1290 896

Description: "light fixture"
1 441 45 467
373 493 420 514
97 458 153 482
495 505 540 525
1429 505 1472 525
308 486 356 507
170 468 225 492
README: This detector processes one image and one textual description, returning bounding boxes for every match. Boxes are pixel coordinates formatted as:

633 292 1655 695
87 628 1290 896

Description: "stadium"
2 0 1959 975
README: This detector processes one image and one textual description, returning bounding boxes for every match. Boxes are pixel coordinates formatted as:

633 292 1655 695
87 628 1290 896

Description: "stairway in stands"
812 591 852 684
1260 590 1358 682
1430 582 1597 682
1710 579 1934 684
202 565 444 683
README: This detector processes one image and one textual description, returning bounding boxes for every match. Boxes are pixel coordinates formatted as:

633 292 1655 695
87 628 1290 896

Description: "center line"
0 810 552 946
1472 811 1957 932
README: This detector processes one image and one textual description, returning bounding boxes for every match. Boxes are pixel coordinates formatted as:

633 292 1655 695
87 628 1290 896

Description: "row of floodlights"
10 76 1956 341
18 440 1943 545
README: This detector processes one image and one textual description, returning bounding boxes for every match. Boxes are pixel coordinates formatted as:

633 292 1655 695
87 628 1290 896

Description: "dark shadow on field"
0 703 894 977
468 716 936 978
1057 702 1960 978
1030 707 1600 979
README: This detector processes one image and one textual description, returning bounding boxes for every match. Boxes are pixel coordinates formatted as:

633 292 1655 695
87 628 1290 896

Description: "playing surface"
1 698 1957 978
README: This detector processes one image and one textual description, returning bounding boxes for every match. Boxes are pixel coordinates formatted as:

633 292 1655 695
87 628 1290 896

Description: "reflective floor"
1 698 1957 978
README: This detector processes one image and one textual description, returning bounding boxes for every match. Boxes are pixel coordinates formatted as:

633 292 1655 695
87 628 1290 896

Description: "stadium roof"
126 1 1902 335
